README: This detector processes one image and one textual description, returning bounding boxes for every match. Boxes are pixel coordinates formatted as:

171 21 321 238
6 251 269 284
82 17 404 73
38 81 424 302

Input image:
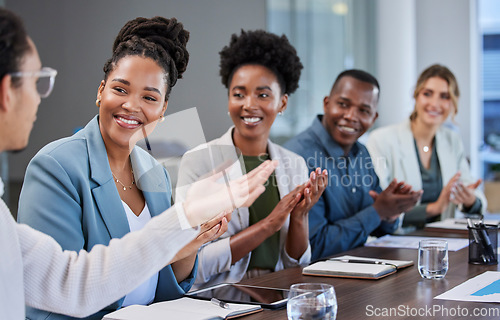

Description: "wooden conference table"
238 229 500 320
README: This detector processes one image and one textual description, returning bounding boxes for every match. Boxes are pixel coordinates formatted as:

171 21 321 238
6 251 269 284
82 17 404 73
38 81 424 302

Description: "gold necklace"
111 169 135 191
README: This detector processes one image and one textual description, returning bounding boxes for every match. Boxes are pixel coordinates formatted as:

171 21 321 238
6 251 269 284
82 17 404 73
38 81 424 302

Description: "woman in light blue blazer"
367 64 485 229
17 17 226 320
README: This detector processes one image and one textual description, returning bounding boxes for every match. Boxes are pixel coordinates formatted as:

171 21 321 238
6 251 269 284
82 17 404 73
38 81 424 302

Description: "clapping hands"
370 179 423 221
450 177 481 208
427 172 481 216
183 160 278 228
265 167 328 231
291 168 328 219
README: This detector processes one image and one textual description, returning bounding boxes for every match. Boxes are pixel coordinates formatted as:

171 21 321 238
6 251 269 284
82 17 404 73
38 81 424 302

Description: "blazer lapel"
92 182 130 238
398 121 423 190
130 147 171 217
142 185 171 218
435 128 455 187
219 128 249 231
86 116 130 239
268 141 289 197
267 140 291 250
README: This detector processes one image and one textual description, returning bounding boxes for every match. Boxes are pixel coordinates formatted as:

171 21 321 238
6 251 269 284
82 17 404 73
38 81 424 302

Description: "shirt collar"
311 115 361 159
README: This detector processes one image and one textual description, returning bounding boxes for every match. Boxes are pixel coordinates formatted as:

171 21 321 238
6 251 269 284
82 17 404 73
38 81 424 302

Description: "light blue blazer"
18 115 196 320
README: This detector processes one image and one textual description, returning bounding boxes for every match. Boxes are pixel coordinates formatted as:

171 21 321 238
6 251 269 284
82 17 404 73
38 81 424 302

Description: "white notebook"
103 297 262 320
302 255 414 279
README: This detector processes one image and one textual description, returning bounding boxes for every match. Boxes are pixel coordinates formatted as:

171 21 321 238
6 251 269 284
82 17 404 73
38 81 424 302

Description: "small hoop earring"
96 99 101 107
159 115 165 123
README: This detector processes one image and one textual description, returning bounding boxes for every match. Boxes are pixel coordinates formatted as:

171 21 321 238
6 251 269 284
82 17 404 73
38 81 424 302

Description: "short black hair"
103 16 190 100
331 69 380 99
0 8 32 88
219 29 303 95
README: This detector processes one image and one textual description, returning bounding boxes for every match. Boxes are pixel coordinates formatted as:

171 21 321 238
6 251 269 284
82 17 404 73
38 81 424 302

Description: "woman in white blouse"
367 64 486 229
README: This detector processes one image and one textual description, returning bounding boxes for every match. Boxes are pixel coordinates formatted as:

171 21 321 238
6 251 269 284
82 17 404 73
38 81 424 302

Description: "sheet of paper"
364 235 469 251
434 271 500 303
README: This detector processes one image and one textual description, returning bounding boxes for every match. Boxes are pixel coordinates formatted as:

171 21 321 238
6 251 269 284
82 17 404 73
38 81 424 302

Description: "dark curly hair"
103 16 189 100
0 8 32 88
219 29 302 95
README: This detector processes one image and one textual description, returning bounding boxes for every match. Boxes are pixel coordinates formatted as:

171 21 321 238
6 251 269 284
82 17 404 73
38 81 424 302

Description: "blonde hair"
410 64 459 121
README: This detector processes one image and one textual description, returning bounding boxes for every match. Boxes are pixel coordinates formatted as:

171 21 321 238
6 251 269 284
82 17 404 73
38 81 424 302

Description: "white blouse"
121 201 158 307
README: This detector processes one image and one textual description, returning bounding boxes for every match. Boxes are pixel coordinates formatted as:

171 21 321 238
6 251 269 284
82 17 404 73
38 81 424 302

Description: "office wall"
5 0 266 181
416 0 479 175
375 0 417 127
376 0 479 175
5 0 479 181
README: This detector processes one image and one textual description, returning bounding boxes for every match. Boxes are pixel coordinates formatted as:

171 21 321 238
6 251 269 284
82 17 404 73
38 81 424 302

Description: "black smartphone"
185 283 289 309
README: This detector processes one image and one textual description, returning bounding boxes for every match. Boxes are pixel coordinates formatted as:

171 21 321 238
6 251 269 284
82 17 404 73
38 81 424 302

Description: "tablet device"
185 283 289 309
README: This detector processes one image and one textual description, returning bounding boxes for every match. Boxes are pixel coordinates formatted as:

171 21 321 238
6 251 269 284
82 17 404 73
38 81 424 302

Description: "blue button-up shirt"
284 115 398 261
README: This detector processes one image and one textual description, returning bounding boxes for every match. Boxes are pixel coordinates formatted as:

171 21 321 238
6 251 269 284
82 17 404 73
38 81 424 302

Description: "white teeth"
243 117 261 123
339 126 355 133
118 117 139 125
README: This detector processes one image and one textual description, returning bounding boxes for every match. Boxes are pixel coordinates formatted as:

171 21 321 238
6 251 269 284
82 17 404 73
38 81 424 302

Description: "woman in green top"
179 30 327 289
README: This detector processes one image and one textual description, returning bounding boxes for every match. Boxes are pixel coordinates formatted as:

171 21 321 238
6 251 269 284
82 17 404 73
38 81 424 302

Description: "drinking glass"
287 283 337 320
418 239 449 279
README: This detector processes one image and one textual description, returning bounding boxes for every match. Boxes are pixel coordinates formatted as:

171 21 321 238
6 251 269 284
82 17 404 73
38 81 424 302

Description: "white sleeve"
280 156 311 268
281 243 312 268
195 236 233 283
452 132 487 213
366 130 393 190
20 205 197 318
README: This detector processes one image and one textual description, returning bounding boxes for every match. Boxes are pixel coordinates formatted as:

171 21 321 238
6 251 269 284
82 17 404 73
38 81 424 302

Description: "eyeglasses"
10 67 58 98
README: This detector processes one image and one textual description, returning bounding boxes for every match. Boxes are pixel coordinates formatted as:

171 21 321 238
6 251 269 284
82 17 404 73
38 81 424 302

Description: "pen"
475 221 496 262
211 297 229 309
330 259 398 269
467 219 489 263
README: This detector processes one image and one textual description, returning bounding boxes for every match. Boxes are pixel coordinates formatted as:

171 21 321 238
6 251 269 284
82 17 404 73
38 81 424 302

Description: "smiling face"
413 76 453 127
322 76 378 154
228 64 287 149
96 55 168 152
9 37 41 151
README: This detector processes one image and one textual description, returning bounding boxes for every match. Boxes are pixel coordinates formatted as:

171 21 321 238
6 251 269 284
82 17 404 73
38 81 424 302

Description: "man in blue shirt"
284 69 422 260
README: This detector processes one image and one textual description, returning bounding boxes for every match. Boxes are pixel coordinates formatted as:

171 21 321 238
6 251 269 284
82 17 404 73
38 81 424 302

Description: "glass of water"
287 283 337 320
418 239 449 279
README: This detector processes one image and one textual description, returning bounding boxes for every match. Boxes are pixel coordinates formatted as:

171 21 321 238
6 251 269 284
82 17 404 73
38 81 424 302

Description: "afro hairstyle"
219 29 303 95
